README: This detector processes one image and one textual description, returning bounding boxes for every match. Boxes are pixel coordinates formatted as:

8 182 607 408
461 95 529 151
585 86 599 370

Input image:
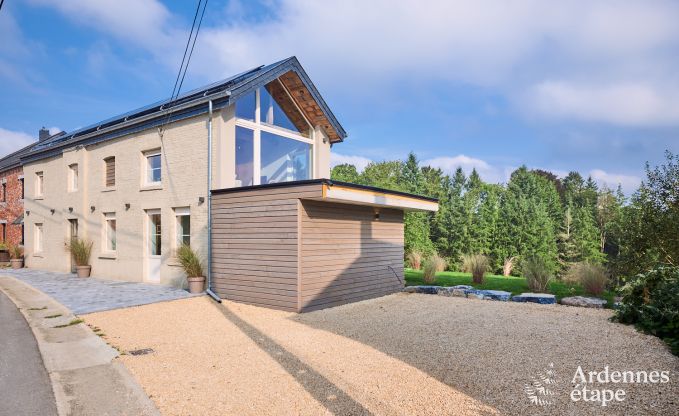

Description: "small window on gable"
1 182 6 202
104 212 116 252
145 151 161 185
260 81 310 137
35 223 43 252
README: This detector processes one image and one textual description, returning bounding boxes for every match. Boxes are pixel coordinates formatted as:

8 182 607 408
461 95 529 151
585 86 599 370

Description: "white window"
174 207 190 250
234 80 313 187
35 223 43 253
104 213 116 252
35 172 44 197
145 151 161 185
68 164 78 191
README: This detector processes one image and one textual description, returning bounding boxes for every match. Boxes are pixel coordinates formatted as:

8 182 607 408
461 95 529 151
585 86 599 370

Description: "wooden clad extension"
210 180 431 312
299 200 404 312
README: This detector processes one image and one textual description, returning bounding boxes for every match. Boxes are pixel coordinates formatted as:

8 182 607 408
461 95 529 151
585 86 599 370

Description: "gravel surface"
84 293 678 415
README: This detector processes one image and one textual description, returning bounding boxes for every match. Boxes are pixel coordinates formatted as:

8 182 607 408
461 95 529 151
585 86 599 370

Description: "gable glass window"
174 207 190 249
1 182 6 202
145 151 161 185
68 164 78 191
35 172 44 197
233 79 313 187
19 177 24 199
35 223 43 253
104 212 116 252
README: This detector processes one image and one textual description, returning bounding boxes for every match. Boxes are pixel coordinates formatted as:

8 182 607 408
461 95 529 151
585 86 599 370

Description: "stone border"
404 285 556 304
0 275 159 416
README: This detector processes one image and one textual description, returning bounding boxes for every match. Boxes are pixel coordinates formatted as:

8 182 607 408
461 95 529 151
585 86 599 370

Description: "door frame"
144 209 162 283
68 219 78 273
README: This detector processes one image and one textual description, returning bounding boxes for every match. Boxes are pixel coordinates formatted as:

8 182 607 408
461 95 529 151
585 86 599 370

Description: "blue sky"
2 0 679 193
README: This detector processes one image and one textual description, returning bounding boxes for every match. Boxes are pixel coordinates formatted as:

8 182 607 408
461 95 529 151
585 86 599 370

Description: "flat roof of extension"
212 179 439 212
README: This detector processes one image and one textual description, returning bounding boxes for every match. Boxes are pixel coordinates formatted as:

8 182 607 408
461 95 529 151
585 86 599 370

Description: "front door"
68 219 78 273
145 210 161 283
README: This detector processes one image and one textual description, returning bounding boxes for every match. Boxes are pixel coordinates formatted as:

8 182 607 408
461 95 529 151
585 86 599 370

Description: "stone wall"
0 166 25 246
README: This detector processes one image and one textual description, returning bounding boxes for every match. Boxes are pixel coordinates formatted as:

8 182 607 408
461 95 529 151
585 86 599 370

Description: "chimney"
39 127 50 141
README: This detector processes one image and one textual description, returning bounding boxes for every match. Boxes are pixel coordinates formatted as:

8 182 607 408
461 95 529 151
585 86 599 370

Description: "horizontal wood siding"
211 184 323 311
300 200 404 312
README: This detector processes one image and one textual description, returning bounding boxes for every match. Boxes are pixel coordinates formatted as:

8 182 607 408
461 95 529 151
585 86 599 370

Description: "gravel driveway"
84 293 678 415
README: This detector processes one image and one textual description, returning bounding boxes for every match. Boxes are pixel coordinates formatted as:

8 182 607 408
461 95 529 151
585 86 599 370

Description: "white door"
145 210 161 283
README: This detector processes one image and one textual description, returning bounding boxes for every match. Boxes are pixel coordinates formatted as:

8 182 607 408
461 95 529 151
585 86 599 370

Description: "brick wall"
0 166 25 246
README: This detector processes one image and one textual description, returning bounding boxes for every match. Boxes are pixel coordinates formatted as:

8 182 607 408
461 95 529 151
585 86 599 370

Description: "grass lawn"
405 269 616 306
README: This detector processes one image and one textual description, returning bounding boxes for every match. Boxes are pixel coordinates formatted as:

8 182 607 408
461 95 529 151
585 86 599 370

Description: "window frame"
104 157 116 188
234 82 314 187
68 163 78 192
1 182 6 202
35 223 43 253
174 207 191 252
144 151 162 186
103 212 117 253
35 172 44 197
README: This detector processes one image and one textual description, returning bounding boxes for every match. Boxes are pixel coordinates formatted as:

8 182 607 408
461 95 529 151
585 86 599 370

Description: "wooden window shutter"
105 157 115 187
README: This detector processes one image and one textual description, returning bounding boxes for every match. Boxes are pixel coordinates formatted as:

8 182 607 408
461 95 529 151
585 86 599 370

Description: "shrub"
8 244 23 259
566 262 609 296
461 254 489 284
522 256 553 292
503 256 516 277
613 266 679 355
406 251 423 270
422 253 446 284
65 238 93 267
177 244 204 277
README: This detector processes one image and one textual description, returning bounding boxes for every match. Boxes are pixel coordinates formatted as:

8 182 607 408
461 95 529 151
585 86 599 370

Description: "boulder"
560 296 607 308
452 288 468 297
465 291 485 300
479 290 511 301
403 286 440 294
436 287 455 297
511 293 556 305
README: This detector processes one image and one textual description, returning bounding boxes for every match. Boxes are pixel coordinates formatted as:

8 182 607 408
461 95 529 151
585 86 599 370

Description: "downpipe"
206 100 221 303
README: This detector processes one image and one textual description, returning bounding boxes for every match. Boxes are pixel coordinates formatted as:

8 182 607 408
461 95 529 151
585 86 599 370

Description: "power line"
0 0 6 12
159 0 209 136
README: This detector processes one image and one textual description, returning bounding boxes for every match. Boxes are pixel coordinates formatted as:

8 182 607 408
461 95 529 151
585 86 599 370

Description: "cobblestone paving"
0 269 201 314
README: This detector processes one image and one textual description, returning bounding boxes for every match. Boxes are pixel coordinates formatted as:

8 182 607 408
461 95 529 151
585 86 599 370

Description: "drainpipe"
205 100 221 303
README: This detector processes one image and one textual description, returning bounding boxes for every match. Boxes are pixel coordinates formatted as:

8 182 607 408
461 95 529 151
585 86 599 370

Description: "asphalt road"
0 290 57 416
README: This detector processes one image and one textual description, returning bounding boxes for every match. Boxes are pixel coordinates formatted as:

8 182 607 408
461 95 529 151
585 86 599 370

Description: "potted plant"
0 243 9 263
176 244 205 293
65 238 93 278
8 244 24 269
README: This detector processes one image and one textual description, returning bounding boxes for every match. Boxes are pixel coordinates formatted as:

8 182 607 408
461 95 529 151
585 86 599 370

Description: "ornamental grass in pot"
177 244 205 293
8 244 24 269
65 238 93 278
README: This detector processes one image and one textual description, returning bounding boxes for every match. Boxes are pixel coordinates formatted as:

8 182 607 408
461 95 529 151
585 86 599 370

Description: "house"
0 129 50 247
19 57 438 311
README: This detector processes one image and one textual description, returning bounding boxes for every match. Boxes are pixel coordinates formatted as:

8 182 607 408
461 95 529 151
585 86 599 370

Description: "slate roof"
22 57 346 164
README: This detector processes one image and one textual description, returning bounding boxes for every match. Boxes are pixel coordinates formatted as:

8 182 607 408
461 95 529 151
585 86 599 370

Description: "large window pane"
235 91 256 121
260 131 311 184
147 153 161 183
149 214 161 256
235 127 254 187
260 82 309 137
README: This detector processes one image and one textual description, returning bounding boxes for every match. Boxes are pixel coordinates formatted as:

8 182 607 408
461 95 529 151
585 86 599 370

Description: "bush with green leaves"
613 266 679 355
8 244 23 259
461 254 489 284
422 253 446 284
565 262 609 296
522 256 553 292
177 244 204 277
65 238 93 266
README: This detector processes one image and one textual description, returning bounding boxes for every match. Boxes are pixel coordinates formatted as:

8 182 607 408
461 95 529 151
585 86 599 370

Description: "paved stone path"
0 269 201 314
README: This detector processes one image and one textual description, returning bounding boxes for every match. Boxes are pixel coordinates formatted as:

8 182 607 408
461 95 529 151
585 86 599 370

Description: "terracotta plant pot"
10 259 23 269
187 276 205 294
76 265 92 278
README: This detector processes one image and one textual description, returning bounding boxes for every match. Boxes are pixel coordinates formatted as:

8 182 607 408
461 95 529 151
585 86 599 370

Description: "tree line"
331 151 679 280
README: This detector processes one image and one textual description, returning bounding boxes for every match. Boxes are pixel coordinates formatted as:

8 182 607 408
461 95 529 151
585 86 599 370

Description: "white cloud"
422 155 508 183
0 127 35 155
589 169 641 194
527 81 679 126
330 153 372 172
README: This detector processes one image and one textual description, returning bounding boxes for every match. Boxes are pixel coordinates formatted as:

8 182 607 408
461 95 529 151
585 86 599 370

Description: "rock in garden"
479 290 511 301
466 291 485 300
436 287 455 297
511 293 556 305
403 286 440 294
560 296 607 308
452 288 468 297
